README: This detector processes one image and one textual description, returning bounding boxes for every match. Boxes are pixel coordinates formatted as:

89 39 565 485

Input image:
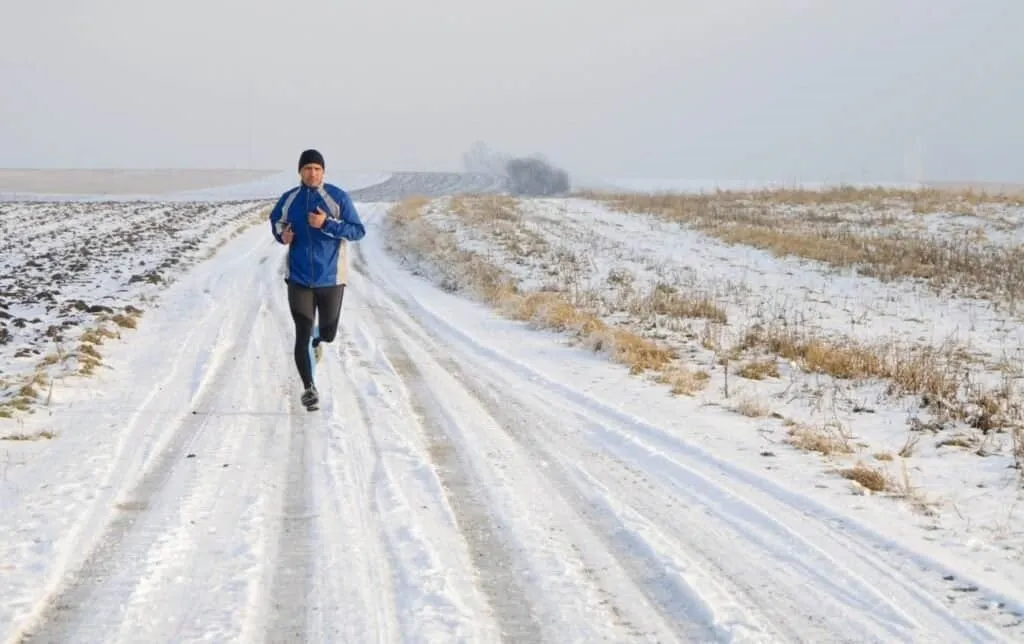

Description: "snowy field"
382 189 1024 636
0 169 281 198
1 171 1024 642
0 169 393 203
0 171 389 417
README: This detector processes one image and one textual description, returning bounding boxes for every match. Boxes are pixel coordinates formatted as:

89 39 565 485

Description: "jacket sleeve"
319 189 366 241
269 193 288 243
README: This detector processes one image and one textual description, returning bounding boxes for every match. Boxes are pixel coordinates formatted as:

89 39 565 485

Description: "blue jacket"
269 182 366 287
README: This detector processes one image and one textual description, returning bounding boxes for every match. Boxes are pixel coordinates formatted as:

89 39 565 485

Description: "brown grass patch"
735 395 770 417
837 460 935 511
385 191 1024 484
840 462 889 492
740 325 964 417
741 325 886 380
584 184 1023 214
111 313 137 329
78 342 104 375
601 328 676 374
587 189 1024 306
503 291 600 334
385 197 705 394
628 282 728 323
1 429 56 441
2 316 133 419
658 366 711 396
80 326 118 345
786 420 853 456
501 290 676 375
453 194 521 224
78 343 102 360
736 358 779 380
391 195 431 225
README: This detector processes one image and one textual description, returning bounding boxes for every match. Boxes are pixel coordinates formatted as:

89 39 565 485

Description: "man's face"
300 164 324 186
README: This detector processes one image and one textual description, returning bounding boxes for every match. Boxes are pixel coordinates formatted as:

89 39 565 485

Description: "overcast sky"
0 1 1020 183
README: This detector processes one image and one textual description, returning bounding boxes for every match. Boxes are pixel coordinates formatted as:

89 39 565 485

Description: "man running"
269 149 366 409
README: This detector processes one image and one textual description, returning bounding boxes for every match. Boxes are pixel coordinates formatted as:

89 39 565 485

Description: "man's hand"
281 223 295 244
308 207 327 229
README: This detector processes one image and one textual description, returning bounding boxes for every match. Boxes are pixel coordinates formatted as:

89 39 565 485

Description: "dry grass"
588 189 1024 307
78 342 103 375
1 429 56 441
899 432 922 457
451 194 521 224
385 193 1017 430
68 307 144 376
385 196 709 395
840 462 889 492
0 208 264 420
501 290 680 376
111 312 138 329
785 419 853 456
384 192 1024 511
739 324 971 420
583 184 1023 214
18 383 39 399
80 325 119 345
735 395 770 418
8 397 32 412
390 195 431 225
503 291 602 335
627 282 728 323
657 366 711 396
3 317 123 416
386 192 1024 515
838 459 935 511
736 358 780 380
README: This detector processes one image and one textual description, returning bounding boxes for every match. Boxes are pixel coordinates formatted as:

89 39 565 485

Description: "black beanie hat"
298 149 325 170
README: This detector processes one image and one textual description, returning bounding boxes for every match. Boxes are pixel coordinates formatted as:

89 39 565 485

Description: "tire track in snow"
263 264 402 642
264 397 316 643
348 250 702 640
363 293 738 643
14 242 290 643
308 371 402 642
352 241 724 640
434 324 1013 641
262 256 329 643
317 324 508 642
372 287 997 641
352 237 1017 642
18 315 260 641
108 326 293 643
376 333 546 643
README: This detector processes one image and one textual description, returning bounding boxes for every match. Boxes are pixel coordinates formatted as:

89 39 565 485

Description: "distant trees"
505 157 570 196
462 141 571 197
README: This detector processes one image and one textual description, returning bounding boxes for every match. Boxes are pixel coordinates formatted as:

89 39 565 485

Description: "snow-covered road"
3 179 1023 642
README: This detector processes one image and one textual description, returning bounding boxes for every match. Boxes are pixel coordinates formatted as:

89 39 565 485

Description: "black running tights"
287 281 345 388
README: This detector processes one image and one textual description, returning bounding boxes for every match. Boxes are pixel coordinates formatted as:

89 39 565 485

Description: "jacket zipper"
306 188 314 286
